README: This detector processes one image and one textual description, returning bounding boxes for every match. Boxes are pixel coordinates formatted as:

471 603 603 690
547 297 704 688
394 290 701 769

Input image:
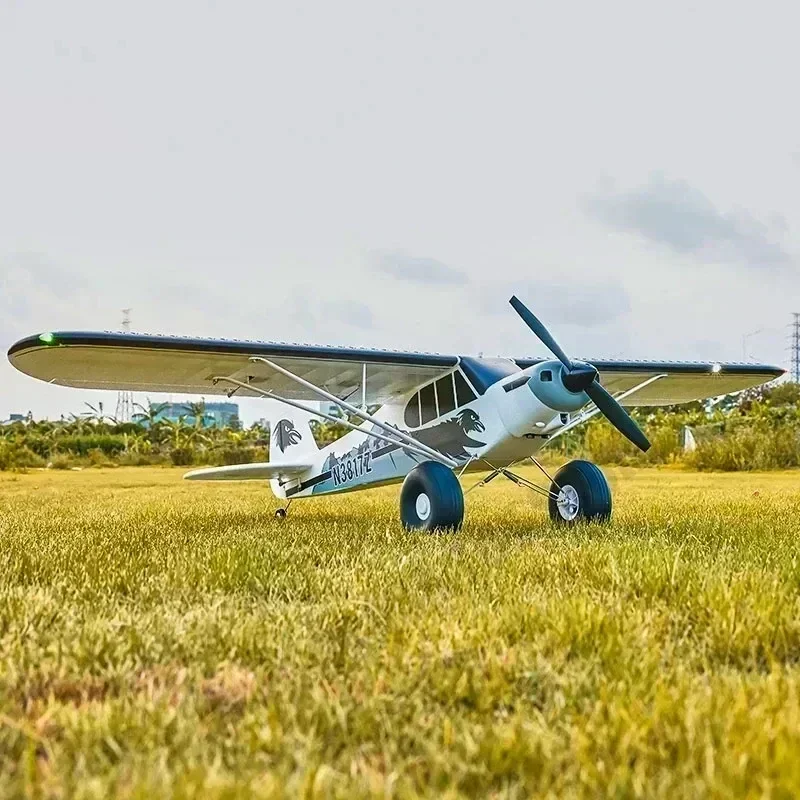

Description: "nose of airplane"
562 361 598 393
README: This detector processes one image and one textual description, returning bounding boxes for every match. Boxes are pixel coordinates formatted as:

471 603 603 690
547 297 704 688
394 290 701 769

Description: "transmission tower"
791 313 800 383
115 309 134 422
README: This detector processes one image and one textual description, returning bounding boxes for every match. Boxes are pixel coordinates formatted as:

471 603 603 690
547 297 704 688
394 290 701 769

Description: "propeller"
509 296 651 452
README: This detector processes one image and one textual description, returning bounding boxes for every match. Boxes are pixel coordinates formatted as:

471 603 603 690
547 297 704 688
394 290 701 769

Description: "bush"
0 444 47 470
583 423 638 465
87 448 116 468
645 426 681 465
219 447 254 466
117 452 167 467
687 427 800 471
53 434 128 457
169 447 195 466
210 447 269 466
15 434 52 459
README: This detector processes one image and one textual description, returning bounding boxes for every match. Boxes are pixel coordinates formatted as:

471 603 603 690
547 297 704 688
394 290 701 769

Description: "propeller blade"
585 381 651 452
509 296 573 370
508 294 649 451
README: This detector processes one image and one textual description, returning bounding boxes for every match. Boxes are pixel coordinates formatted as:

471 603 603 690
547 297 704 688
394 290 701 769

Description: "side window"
404 393 420 428
436 374 456 416
419 383 437 425
454 371 476 407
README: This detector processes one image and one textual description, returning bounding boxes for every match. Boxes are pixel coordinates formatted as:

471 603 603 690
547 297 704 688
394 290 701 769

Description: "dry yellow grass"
1 465 799 798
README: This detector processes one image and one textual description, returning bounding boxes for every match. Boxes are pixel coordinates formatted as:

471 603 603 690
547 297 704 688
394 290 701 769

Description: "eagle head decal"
272 419 302 453
455 408 485 434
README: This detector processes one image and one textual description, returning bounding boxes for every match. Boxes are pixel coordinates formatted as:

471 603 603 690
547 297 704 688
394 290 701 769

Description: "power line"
741 328 763 360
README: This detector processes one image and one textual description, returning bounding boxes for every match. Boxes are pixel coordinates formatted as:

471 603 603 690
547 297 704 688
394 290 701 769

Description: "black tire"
400 461 464 532
548 460 612 525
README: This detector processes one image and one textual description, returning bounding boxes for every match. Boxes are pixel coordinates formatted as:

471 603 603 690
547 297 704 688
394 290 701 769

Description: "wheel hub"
556 484 580 521
415 492 432 521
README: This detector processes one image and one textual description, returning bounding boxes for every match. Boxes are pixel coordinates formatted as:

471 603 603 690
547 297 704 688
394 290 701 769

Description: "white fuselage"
272 362 575 500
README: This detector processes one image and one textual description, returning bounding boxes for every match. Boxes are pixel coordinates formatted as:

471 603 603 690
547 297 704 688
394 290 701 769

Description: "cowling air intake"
509 295 651 452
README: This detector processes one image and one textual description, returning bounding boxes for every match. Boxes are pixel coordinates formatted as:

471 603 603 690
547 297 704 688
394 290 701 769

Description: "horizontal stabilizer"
183 462 312 482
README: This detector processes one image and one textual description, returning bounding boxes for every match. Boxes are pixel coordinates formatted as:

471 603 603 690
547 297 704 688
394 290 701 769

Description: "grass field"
1 465 799 798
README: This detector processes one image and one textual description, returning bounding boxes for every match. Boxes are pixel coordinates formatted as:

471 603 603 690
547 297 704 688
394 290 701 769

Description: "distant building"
146 402 240 429
1 413 26 426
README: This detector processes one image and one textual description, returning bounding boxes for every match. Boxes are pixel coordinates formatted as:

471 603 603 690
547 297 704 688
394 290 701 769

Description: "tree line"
1 384 797 472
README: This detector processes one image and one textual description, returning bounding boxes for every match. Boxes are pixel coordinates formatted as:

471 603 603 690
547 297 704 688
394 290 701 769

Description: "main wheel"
548 460 612 525
400 461 464 532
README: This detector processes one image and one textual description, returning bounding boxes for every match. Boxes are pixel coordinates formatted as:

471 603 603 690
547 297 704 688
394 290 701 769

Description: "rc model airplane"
8 298 783 530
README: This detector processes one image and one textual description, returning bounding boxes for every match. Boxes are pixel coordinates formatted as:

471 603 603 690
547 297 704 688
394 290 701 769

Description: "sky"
0 0 796 424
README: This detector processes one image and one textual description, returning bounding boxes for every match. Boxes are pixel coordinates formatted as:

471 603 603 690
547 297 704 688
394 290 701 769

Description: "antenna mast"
115 309 134 422
791 313 800 383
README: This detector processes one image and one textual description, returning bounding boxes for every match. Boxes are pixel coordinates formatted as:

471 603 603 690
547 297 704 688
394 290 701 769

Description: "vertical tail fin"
268 404 319 465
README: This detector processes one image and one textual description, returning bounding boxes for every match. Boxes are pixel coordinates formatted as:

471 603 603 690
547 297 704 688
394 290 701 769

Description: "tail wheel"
548 460 612 525
400 461 464 532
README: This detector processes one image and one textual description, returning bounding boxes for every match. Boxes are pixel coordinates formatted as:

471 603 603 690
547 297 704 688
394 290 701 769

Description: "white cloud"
584 174 794 271
368 250 468 286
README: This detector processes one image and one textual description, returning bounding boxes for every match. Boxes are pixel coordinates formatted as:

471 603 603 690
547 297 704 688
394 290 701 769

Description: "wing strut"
361 363 367 410
211 374 458 469
248 356 459 468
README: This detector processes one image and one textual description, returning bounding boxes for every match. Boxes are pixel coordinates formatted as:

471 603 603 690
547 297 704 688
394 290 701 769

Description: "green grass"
1 465 800 798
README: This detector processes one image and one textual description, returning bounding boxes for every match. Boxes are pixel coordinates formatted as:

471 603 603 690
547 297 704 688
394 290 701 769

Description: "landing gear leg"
274 500 292 520
463 458 613 525
464 460 556 503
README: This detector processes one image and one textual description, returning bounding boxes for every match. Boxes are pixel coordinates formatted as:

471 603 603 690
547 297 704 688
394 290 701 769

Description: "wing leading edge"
7 331 784 407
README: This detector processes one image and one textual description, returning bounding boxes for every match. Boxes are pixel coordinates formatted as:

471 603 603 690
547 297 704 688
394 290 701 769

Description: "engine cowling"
526 361 590 413
495 360 589 438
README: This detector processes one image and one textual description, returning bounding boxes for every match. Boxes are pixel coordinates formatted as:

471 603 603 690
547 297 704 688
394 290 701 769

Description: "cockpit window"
404 370 476 429
436 375 456 416
404 394 420 428
419 382 437 425
454 371 476 407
